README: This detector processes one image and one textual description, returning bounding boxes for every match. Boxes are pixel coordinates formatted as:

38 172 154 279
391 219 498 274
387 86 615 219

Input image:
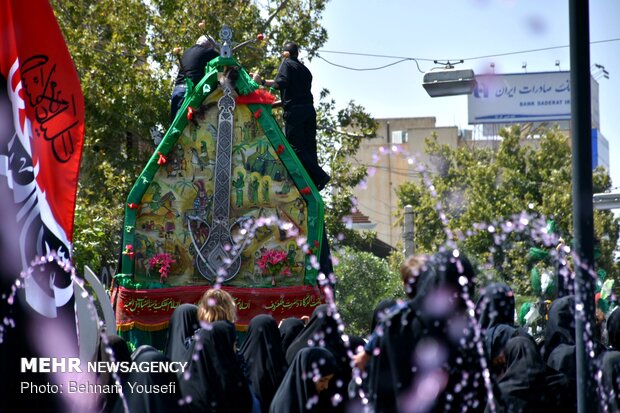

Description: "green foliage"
315 90 379 250
334 247 403 337
395 125 620 297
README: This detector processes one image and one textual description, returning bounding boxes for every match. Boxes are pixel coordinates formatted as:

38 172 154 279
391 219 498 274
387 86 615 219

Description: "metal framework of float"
112 26 324 348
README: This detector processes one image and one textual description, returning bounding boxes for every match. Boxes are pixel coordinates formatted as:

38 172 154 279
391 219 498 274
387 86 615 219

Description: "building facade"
353 117 463 247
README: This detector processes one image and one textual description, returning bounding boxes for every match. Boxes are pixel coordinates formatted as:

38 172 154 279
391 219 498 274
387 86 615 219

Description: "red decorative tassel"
127 203 139 209
123 245 135 258
276 144 285 154
235 89 277 105
187 106 194 120
253 108 262 119
157 151 167 165
300 186 311 195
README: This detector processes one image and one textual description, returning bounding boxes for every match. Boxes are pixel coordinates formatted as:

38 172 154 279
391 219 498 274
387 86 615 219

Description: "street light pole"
569 0 596 411
403 205 414 256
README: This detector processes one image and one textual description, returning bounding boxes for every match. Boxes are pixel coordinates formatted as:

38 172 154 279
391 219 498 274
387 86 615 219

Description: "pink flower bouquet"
257 249 291 286
147 253 176 284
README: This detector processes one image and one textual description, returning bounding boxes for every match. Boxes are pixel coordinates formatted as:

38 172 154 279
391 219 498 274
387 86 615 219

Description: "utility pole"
403 205 414 257
569 0 595 411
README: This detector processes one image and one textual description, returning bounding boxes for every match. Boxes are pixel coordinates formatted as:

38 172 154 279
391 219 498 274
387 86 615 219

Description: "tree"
50 0 332 273
334 247 403 337
395 125 620 296
315 89 379 251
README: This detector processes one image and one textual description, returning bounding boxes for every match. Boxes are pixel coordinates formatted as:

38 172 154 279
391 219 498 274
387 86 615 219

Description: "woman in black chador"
544 295 578 376
476 282 515 330
285 304 353 412
95 334 132 413
270 347 338 413
367 250 488 413
544 295 607 412
596 308 620 411
495 336 570 413
179 321 253 413
279 317 305 357
239 314 288 413
164 303 199 364
477 283 532 383
113 346 183 413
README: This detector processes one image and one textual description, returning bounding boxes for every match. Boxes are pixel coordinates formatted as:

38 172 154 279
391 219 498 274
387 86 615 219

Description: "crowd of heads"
94 249 620 413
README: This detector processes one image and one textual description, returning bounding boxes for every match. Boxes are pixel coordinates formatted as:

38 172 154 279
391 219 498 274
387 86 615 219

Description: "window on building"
391 130 408 144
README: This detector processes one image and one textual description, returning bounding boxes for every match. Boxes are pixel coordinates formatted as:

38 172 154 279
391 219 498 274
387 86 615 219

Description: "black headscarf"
269 347 338 413
164 303 199 363
543 295 578 387
606 307 620 350
96 334 132 413
348 335 366 354
285 304 349 368
597 350 620 412
367 250 487 413
132 344 159 361
497 336 571 412
544 295 576 358
179 320 253 413
475 282 515 330
543 295 605 413
285 304 352 412
279 317 305 356
112 346 183 413
484 325 517 363
239 314 287 413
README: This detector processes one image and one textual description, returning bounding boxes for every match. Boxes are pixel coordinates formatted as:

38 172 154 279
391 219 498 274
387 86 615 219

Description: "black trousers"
283 104 330 190
284 105 333 276
170 84 187 123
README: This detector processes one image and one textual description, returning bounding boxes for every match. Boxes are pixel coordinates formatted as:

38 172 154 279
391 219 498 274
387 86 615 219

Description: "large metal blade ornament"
192 26 241 282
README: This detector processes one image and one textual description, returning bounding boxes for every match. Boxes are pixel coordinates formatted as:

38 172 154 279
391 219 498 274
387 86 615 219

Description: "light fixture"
555 60 561 71
591 63 610 80
593 191 620 210
422 60 476 97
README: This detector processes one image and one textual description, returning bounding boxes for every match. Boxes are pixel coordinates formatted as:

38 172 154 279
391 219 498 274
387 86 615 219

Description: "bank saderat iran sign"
468 71 571 124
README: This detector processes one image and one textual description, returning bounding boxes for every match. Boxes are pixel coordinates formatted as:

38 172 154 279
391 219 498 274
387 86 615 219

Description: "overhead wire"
315 37 620 72
316 55 425 73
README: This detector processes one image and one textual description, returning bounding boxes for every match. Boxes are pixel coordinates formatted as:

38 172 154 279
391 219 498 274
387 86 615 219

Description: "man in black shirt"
170 35 219 122
253 42 333 278
252 42 330 191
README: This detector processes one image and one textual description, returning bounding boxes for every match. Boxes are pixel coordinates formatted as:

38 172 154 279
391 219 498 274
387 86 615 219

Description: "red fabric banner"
113 285 325 331
0 0 85 317
1 0 85 242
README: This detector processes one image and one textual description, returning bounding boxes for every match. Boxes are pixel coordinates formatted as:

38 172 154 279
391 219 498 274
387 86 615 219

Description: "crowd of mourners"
97 250 620 413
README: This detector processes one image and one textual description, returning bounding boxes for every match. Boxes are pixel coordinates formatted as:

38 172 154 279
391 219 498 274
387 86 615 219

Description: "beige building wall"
354 117 461 247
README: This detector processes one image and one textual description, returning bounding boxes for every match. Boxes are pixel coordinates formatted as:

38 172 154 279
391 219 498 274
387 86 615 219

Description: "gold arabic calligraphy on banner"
264 294 322 313
123 297 181 313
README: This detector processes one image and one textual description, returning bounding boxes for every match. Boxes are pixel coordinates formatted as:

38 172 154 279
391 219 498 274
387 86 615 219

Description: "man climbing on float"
252 41 333 278
252 42 330 191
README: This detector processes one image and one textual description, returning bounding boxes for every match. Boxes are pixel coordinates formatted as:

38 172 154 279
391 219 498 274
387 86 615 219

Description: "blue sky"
304 0 620 188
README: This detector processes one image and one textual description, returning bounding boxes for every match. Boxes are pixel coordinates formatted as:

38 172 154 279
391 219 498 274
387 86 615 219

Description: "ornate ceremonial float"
112 26 325 348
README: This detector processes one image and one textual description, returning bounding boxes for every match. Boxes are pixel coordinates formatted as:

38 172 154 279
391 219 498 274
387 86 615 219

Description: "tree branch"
318 126 374 139
263 0 291 28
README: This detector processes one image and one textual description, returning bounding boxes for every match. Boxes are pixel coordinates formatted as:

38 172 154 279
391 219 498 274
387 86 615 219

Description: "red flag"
0 0 84 317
